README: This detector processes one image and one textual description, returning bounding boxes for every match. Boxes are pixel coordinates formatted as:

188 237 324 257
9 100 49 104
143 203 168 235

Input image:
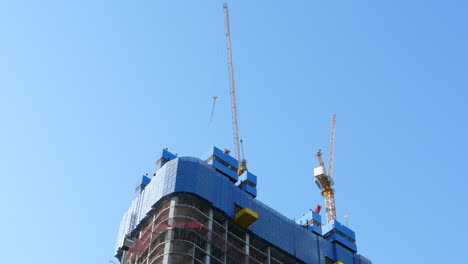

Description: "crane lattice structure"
314 114 337 223
223 3 247 175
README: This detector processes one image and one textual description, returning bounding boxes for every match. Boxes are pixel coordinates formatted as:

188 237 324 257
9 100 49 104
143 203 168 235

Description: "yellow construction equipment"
314 114 337 223
234 207 258 228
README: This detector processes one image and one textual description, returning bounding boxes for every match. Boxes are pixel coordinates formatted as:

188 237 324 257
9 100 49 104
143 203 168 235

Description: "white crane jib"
223 3 247 175
223 3 240 162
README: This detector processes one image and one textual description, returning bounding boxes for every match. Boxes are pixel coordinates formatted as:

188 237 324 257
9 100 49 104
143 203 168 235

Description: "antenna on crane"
223 3 248 175
314 114 337 223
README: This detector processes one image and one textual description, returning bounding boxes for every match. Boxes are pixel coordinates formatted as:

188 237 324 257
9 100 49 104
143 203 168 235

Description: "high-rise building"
114 147 372 264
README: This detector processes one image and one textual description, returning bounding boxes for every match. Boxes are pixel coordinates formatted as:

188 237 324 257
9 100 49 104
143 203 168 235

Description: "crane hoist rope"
210 96 219 123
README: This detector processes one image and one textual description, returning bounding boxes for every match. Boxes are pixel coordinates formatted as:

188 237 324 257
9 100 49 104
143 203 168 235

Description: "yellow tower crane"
314 114 337 223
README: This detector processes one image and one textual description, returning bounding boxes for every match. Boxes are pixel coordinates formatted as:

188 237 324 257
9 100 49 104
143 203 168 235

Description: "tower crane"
223 3 248 175
314 114 337 223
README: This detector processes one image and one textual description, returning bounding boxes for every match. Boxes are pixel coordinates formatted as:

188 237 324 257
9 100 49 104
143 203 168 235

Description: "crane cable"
210 96 219 123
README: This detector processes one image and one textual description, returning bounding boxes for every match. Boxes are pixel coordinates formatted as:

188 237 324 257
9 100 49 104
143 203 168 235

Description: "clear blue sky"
0 1 467 263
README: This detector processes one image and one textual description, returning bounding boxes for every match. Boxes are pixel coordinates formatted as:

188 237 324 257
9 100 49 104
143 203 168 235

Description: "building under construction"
114 4 372 264
114 147 372 264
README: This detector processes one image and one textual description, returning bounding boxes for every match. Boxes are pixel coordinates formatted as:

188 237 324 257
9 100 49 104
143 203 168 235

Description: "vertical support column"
205 208 213 264
223 220 228 263
122 251 127 264
267 246 271 264
162 196 178 264
145 215 155 264
139 230 144 264
245 233 250 263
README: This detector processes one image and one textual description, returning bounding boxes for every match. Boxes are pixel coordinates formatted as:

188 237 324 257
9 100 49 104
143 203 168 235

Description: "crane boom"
223 3 241 162
328 114 336 178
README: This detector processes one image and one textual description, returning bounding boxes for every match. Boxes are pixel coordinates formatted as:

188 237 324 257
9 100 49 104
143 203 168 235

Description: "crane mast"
314 114 337 223
223 3 241 163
